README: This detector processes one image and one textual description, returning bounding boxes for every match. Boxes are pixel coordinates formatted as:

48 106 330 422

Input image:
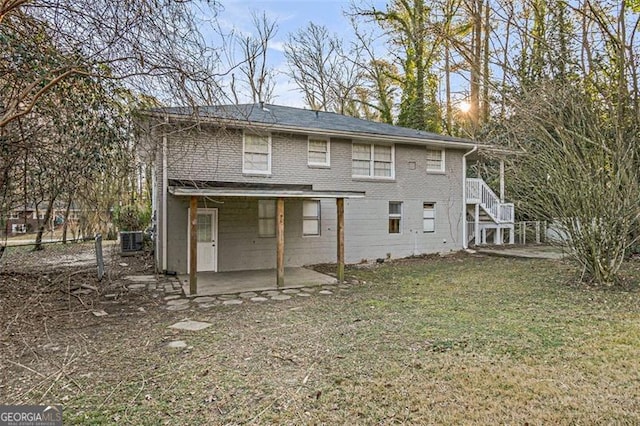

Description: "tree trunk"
62 197 72 244
34 197 55 251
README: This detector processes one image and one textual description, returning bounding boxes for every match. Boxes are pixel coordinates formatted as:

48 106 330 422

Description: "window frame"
307 137 330 167
425 148 446 173
388 201 403 234
258 199 276 237
243 131 272 175
302 200 321 237
423 202 436 233
352 142 395 180
9 211 19 220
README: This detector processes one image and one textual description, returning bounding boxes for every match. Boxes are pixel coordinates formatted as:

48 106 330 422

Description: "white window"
38 211 45 220
352 143 394 179
9 211 19 219
243 132 271 174
258 200 276 237
426 148 445 172
423 203 435 233
302 200 321 236
308 138 330 167
12 223 26 233
389 201 402 234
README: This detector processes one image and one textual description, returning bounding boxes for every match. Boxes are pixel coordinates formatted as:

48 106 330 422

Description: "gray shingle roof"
152 103 475 146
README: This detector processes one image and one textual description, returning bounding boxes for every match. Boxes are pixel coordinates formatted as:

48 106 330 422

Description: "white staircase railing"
466 178 514 224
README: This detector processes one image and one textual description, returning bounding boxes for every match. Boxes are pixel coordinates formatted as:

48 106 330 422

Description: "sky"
206 0 387 107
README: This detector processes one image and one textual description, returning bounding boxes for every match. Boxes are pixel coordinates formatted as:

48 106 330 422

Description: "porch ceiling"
168 181 365 199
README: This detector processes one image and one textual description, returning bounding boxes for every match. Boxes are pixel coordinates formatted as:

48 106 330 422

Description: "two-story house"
142 103 513 293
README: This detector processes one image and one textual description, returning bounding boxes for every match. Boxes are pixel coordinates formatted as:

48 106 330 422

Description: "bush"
114 204 150 231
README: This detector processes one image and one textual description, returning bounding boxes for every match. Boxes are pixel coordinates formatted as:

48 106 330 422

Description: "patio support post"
189 196 198 295
276 197 285 288
474 203 480 246
336 198 345 282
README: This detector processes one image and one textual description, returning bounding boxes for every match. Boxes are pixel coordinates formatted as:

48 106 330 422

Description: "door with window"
188 208 218 272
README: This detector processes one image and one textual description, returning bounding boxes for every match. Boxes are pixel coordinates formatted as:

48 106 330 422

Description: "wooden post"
535 221 541 244
499 159 505 203
189 196 198 295
474 203 480 245
276 198 285 288
336 198 345 282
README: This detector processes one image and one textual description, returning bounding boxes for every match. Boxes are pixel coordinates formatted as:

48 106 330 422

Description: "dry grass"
1 247 639 425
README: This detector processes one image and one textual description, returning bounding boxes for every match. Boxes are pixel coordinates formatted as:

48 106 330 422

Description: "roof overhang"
168 181 365 199
142 111 477 150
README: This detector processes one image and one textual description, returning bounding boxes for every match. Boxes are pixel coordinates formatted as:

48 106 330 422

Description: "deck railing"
466 178 514 223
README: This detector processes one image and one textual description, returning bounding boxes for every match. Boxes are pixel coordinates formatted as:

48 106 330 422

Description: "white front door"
188 208 218 272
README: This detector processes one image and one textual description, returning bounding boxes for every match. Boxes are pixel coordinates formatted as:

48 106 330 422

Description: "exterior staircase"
466 178 514 245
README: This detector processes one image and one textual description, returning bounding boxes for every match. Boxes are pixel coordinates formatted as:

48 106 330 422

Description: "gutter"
162 117 168 272
462 144 478 249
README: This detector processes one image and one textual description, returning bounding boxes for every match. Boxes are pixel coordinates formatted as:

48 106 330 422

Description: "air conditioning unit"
120 231 143 253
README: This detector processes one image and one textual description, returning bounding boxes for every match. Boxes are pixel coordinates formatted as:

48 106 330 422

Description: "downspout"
162 117 168 272
462 144 478 249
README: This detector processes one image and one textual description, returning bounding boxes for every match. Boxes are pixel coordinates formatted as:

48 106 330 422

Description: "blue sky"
209 0 387 106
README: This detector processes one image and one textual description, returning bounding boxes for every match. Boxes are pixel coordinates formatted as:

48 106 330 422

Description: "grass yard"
1 249 640 424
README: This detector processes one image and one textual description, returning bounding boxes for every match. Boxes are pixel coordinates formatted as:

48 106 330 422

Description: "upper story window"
426 148 445 172
243 132 271 175
352 143 395 179
308 138 330 167
9 211 19 220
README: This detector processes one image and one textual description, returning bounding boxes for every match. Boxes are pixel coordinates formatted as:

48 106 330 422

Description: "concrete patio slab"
168 320 212 331
477 245 566 260
180 267 337 297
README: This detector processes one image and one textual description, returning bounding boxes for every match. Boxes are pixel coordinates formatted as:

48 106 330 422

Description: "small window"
389 201 402 234
12 223 26 233
352 143 395 179
9 211 19 219
243 132 271 174
38 212 45 220
423 203 435 232
308 138 330 167
302 200 321 236
426 148 445 172
258 200 276 237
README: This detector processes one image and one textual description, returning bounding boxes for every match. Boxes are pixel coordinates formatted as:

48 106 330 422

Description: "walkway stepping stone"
124 275 157 283
299 287 316 293
164 295 182 301
166 304 189 311
262 291 281 297
198 302 218 309
271 294 292 301
222 299 243 305
193 296 217 304
218 294 237 300
239 292 259 299
318 290 333 295
282 289 300 294
167 340 187 349
296 292 311 297
250 297 269 302
166 299 190 306
338 284 351 289
169 320 212 331
127 283 147 290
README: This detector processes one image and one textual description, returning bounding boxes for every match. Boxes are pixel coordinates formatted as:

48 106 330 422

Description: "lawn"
1 249 639 424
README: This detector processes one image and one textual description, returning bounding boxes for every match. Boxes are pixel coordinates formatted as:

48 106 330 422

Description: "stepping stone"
92 310 108 317
338 284 351 289
166 304 189 311
193 296 217 304
318 290 333 295
166 299 190 306
119 262 129 267
239 292 258 299
218 294 237 300
271 294 292 301
169 320 212 331
296 292 311 297
198 302 218 309
299 287 316 293
250 297 269 302
262 291 281 297
322 286 336 290
127 283 147 290
164 295 182 301
124 275 157 283
222 299 243 305
167 340 187 349
282 289 300 294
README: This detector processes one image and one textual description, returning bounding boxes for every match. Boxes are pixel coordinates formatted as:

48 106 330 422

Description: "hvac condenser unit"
120 231 143 253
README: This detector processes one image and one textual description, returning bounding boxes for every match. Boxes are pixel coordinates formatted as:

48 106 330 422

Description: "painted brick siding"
160 126 467 273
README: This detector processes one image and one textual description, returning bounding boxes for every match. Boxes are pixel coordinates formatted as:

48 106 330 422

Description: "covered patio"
179 267 337 296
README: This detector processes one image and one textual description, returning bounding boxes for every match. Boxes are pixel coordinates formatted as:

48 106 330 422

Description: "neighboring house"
5 203 82 236
142 103 514 287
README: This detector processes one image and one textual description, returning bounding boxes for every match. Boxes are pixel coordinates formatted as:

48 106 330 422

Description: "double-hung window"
302 200 321 236
423 203 435 232
308 138 330 167
9 211 19 219
389 202 402 234
352 143 394 179
426 148 445 172
258 200 276 237
243 132 271 174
